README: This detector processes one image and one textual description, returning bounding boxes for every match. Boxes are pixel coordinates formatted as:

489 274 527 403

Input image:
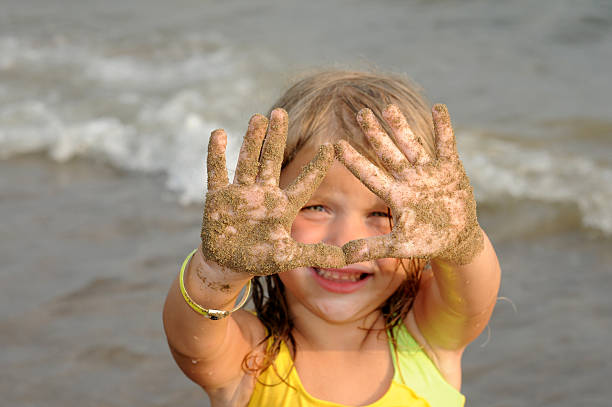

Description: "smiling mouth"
313 267 370 282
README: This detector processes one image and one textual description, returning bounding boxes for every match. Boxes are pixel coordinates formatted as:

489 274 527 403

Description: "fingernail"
249 114 268 129
271 108 287 120
433 104 448 115
385 104 399 114
357 108 373 121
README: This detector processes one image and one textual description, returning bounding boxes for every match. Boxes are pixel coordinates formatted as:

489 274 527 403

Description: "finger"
341 234 397 264
432 104 459 163
233 114 268 185
357 108 410 176
207 129 229 191
258 108 288 186
294 242 346 269
334 140 393 200
285 143 334 209
383 104 431 166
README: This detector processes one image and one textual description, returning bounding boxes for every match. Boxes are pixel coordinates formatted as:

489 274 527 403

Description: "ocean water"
1 0 611 233
1 0 611 406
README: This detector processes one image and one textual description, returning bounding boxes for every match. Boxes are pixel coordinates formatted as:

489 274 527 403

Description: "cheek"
278 267 311 300
290 216 327 244
368 216 393 236
377 258 405 286
278 268 299 287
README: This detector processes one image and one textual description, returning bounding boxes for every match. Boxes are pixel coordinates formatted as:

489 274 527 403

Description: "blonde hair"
271 69 435 169
246 69 432 377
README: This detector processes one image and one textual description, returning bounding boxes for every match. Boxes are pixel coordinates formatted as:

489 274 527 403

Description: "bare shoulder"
232 308 268 350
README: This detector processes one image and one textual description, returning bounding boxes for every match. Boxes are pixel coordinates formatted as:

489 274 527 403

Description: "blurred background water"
1 0 611 406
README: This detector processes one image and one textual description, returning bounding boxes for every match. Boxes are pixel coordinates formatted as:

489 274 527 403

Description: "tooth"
316 268 362 282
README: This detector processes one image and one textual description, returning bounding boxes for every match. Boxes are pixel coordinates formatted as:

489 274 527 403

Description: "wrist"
194 244 252 283
184 246 252 307
180 248 252 319
435 223 484 266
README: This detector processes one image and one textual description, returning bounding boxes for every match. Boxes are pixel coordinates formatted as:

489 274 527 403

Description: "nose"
323 212 371 248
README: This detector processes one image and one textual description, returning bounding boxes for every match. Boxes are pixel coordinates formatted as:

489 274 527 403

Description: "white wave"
84 49 235 89
136 90 241 205
0 102 62 157
0 32 260 203
0 36 89 71
459 131 612 235
0 90 244 204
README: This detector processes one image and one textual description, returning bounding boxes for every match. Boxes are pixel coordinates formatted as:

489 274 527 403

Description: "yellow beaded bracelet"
179 249 252 320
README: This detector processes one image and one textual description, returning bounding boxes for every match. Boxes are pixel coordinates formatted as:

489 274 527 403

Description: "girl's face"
278 144 405 324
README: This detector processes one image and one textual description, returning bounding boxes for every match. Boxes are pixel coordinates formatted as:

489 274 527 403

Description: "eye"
368 209 393 233
370 211 392 218
301 205 327 212
299 204 330 220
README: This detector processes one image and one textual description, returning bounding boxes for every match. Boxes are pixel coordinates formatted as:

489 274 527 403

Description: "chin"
309 296 380 324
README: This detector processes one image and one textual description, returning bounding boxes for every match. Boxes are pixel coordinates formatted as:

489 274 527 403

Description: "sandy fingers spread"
337 104 484 266
200 110 344 277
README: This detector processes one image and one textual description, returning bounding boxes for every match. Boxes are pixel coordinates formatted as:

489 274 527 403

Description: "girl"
163 70 501 407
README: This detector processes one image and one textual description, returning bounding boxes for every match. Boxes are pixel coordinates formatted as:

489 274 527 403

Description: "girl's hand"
335 104 483 265
201 108 345 275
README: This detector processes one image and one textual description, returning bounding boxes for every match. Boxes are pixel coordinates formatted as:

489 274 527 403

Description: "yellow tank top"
247 323 465 407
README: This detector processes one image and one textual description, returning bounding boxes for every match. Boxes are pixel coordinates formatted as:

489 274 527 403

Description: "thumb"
342 235 396 264
291 242 346 270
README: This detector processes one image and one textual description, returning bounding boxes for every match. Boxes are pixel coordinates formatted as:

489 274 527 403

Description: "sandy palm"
335 104 482 265
201 108 345 275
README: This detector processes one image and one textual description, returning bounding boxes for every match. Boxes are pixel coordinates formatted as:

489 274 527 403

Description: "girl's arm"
415 228 500 352
406 228 500 389
162 109 344 398
335 103 501 386
162 245 261 393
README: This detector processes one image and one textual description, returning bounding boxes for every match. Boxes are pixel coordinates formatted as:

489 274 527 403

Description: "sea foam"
460 131 612 235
